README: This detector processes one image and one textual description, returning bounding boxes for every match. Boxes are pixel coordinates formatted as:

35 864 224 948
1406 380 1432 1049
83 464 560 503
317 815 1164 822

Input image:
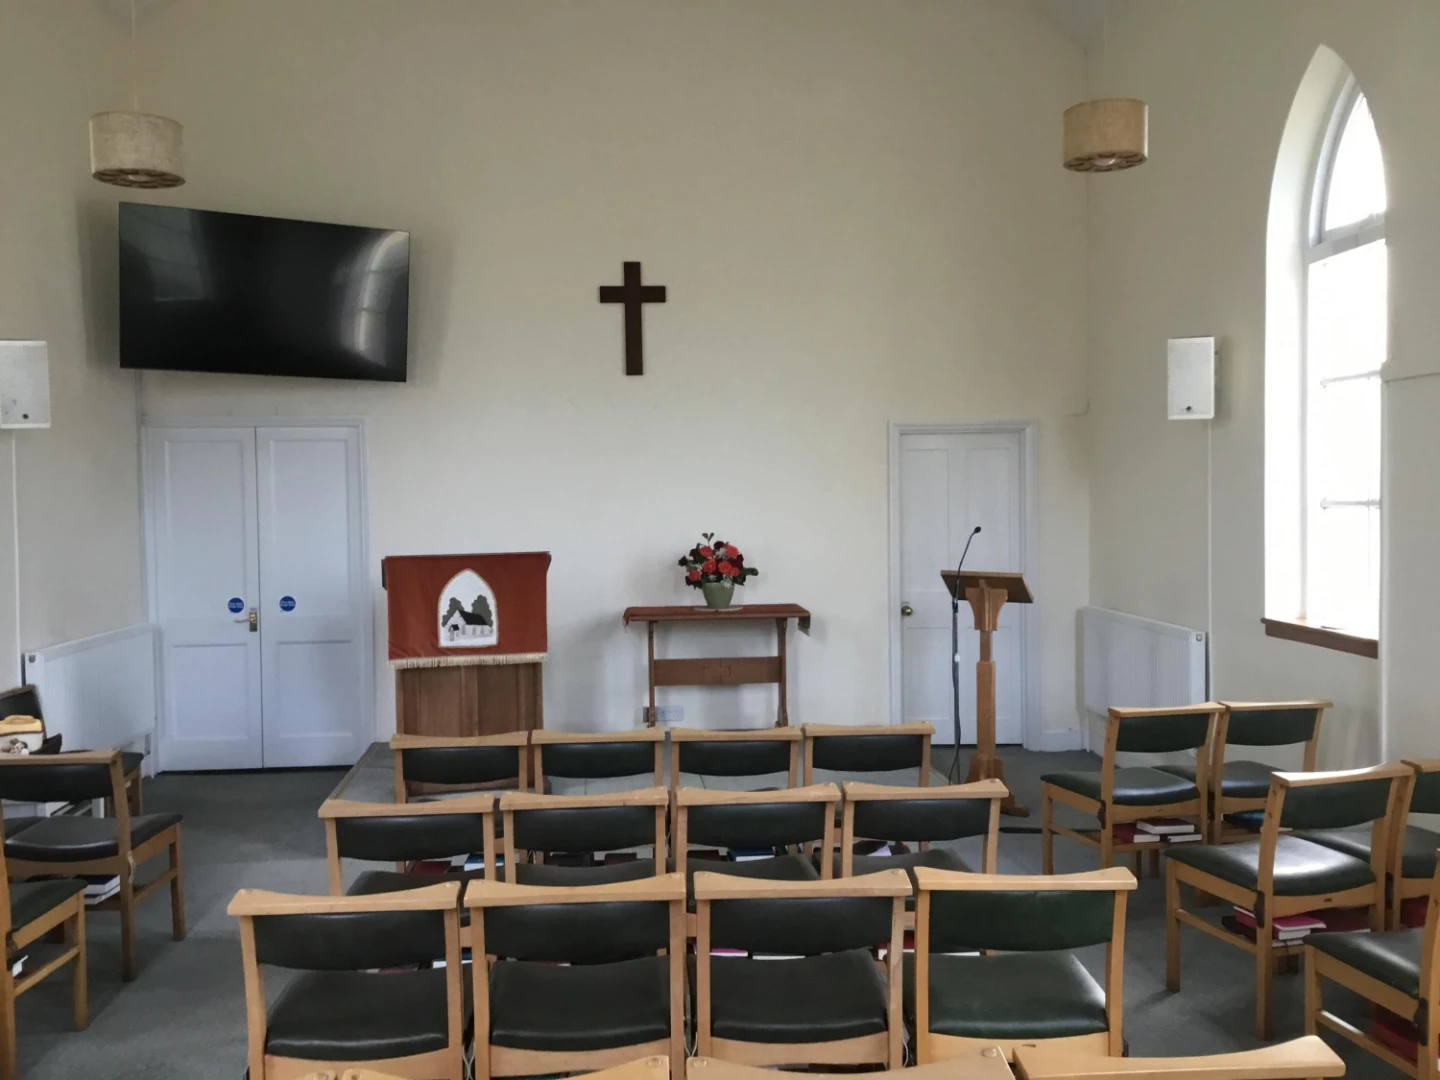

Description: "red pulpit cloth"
383 552 550 669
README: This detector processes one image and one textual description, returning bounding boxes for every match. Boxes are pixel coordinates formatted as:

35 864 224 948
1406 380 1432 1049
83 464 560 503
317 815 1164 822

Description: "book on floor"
1111 824 1161 844
83 875 120 904
1221 915 1306 946
1231 907 1325 939
1165 832 1203 844
1136 817 1198 835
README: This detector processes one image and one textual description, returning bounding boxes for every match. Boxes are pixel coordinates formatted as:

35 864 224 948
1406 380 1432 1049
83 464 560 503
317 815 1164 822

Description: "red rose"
702 559 717 573
728 548 742 561
698 545 714 558
718 561 737 576
686 569 701 582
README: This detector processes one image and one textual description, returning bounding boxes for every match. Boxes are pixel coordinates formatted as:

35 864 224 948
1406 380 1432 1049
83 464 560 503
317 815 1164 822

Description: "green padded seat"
1155 760 1277 799
903 951 1107 1040
9 877 86 931
1309 929 1422 996
1166 836 1374 896
1040 767 1197 807
1306 825 1440 880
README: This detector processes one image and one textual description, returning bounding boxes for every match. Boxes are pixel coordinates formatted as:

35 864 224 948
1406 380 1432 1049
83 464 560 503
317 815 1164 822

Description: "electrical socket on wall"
643 705 683 726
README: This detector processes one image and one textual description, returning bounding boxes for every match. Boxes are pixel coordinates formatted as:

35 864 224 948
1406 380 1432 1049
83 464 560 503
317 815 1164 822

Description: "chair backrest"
694 869 910 957
670 727 801 790
1107 705 1219 756
673 784 840 876
1266 764 1408 833
915 866 1135 954
0 749 123 806
1013 1035 1344 1080
1403 759 1440 815
466 873 685 964
531 729 666 785
803 723 933 784
1217 701 1328 753
840 779 1006 874
317 795 495 894
501 788 669 866
391 732 528 801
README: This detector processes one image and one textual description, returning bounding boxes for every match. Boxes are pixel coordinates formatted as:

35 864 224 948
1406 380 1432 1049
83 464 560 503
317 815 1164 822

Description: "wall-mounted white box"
1167 336 1215 420
0 341 51 429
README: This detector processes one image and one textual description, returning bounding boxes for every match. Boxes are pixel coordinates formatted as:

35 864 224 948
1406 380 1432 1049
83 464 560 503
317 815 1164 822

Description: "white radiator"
23 624 159 768
1081 607 1208 715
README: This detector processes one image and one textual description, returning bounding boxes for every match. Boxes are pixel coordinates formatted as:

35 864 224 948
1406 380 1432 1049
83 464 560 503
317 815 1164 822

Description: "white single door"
256 427 368 768
146 427 264 770
897 430 1026 745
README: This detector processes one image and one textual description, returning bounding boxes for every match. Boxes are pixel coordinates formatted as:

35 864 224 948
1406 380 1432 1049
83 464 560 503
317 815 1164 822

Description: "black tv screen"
119 203 410 382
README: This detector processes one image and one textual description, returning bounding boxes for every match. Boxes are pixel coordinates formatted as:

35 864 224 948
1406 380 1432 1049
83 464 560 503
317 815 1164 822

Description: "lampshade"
89 111 185 188
1063 98 1148 173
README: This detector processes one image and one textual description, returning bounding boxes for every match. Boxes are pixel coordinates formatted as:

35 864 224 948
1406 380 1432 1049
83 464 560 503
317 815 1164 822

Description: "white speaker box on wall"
0 341 51 429
1167 336 1215 420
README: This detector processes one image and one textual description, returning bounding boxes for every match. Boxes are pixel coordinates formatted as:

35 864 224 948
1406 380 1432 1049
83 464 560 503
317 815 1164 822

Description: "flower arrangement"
678 533 759 589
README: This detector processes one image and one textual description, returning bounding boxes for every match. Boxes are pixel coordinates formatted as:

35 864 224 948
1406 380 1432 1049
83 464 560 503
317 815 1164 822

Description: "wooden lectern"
941 569 1032 816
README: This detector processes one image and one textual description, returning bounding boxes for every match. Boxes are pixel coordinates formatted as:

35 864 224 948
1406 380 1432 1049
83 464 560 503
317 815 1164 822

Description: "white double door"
896 428 1027 745
145 425 369 771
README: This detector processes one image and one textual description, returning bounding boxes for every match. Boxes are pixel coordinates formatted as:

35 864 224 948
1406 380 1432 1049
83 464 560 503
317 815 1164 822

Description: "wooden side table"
622 605 812 727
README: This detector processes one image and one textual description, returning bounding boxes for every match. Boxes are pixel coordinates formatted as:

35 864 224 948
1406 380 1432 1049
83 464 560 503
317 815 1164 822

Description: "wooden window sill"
1262 617 1378 659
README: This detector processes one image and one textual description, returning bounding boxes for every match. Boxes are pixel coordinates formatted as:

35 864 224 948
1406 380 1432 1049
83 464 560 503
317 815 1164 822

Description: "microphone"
949 526 981 781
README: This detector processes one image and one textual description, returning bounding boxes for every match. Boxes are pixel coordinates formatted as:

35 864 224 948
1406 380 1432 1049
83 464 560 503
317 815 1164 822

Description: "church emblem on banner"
439 570 498 648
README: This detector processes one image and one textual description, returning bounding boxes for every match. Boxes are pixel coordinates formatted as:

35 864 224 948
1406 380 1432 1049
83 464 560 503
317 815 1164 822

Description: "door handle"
900 604 914 617
249 608 258 632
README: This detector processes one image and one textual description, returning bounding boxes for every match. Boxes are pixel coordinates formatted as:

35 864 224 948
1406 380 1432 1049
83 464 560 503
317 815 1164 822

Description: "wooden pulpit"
384 553 550 738
941 569 1032 816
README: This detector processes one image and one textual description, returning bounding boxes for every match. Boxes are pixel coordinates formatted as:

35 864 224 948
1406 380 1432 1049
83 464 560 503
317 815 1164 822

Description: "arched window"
1300 85 1386 635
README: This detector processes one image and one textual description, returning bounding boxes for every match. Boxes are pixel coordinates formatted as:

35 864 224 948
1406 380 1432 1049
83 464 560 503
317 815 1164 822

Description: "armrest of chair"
463 871 687 909
228 880 460 917
499 786 669 811
317 794 495 818
913 866 1137 893
841 779 1007 802
693 867 912 901
1013 1034 1342 1079
1272 762 1411 788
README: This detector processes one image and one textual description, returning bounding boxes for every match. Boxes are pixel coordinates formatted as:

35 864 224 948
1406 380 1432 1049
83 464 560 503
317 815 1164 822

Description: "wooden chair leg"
1148 848 1160 879
0 968 16 1080
130 773 143 815
169 835 187 941
1302 949 1319 1036
1165 861 1181 991
72 902 89 1031
119 876 137 982
1040 791 1054 874
1099 821 1115 870
1254 908 1275 1040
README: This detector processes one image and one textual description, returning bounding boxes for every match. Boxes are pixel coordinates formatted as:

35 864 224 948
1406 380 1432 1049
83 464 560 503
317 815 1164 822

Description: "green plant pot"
701 581 735 610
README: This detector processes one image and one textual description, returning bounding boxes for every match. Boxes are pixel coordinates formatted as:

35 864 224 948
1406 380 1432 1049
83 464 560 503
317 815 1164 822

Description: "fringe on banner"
390 652 547 670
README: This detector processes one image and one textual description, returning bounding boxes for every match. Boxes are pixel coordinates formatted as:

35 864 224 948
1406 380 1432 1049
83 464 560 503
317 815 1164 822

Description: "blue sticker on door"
228 597 244 614
279 595 296 612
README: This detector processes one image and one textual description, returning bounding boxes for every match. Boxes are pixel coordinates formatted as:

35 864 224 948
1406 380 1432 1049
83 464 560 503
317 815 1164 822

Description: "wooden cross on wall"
599 261 666 376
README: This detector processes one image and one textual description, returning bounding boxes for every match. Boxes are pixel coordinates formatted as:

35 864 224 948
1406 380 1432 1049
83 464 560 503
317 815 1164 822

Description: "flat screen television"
119 203 410 382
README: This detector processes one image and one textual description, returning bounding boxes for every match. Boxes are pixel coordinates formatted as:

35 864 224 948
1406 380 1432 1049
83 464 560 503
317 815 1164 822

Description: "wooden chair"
1153 701 1328 844
911 866 1135 1063
391 732 529 802
687 1050 1014 1080
803 723 933 787
0 844 87 1080
1305 854 1440 1079
1166 762 1410 1038
531 729 666 789
318 794 496 895
466 873 688 1080
692 869 911 1069
230 881 466 1080
0 683 144 815
1014 1035 1345 1079
0 749 183 981
669 727 801 793
501 787 669 885
1306 757 1440 928
302 1055 673 1080
1041 704 1221 872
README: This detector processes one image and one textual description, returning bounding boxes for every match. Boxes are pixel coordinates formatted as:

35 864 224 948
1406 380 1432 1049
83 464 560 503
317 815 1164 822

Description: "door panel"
147 427 263 770
899 431 1025 744
257 427 366 767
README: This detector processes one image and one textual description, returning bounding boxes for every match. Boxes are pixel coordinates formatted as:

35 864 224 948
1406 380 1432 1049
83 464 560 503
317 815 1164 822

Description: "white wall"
1087 0 1440 767
3 2 1092 740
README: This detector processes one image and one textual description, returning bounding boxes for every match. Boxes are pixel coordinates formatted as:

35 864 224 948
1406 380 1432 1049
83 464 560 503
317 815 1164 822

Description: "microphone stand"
948 526 981 782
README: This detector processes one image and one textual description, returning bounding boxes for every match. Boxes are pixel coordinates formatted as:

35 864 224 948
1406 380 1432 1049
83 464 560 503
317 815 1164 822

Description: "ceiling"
1029 0 1110 50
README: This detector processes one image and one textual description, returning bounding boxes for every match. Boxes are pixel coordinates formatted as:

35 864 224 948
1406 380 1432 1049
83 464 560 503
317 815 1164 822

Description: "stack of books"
83 875 120 906
1112 818 1202 844
1225 906 1326 944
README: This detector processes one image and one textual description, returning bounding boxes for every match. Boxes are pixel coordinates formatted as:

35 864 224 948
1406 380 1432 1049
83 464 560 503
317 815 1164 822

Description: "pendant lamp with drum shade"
90 0 184 188
1063 1 1147 173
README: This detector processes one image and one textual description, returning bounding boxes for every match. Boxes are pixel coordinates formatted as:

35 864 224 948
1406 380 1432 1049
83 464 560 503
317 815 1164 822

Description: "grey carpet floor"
11 748 1396 1078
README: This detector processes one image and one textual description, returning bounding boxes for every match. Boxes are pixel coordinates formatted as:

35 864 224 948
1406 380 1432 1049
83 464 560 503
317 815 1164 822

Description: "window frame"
1289 77 1385 640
